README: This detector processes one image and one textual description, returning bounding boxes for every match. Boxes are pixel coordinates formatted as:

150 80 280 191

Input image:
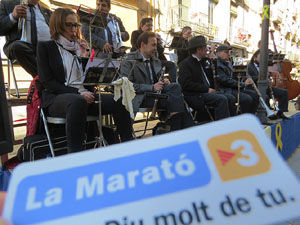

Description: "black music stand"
71 54 121 147
272 53 285 62
76 5 107 55
232 65 247 80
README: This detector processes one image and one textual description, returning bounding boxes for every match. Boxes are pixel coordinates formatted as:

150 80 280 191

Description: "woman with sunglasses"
37 8 134 153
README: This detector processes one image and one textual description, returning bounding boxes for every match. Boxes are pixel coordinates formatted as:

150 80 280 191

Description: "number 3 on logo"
207 130 271 182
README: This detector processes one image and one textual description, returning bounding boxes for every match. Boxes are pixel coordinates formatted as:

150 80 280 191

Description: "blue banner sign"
12 141 211 224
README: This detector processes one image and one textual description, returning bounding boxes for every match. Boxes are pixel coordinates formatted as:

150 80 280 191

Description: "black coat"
175 37 189 65
247 63 259 83
178 56 210 96
0 0 51 56
37 40 79 108
216 57 245 93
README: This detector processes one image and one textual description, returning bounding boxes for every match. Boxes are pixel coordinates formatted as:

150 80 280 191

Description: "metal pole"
257 0 270 124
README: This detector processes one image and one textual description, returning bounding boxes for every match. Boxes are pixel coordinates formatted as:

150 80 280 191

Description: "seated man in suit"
130 18 177 82
247 49 290 120
178 36 234 121
122 31 194 131
81 0 129 58
216 45 259 114
0 0 51 77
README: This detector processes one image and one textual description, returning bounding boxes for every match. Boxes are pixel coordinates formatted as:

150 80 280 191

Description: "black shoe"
278 113 291 120
268 114 278 120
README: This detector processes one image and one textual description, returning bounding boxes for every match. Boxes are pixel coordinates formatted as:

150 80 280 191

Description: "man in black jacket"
171 26 192 65
178 36 234 120
130 17 177 82
216 45 259 114
0 0 51 77
247 49 289 120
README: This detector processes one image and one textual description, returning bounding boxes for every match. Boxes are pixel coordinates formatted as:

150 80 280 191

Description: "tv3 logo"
207 130 271 182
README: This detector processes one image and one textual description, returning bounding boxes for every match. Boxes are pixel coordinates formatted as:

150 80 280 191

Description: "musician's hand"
0 192 9 225
102 43 113 53
153 81 164 92
81 92 95 104
79 39 89 57
155 33 163 45
208 52 217 59
163 78 170 85
208 88 216 93
12 5 27 19
245 78 254 86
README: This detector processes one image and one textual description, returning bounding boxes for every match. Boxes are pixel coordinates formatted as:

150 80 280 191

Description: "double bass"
269 31 300 100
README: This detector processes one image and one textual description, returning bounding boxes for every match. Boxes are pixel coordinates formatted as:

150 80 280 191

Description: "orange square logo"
207 130 271 182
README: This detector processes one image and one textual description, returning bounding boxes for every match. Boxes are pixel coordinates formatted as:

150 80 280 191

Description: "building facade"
148 0 300 63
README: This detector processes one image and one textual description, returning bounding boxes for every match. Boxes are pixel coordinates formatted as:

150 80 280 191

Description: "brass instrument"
236 73 241 114
247 74 276 118
150 67 166 118
110 14 125 53
233 57 246 114
268 82 280 111
233 57 275 117
19 0 28 41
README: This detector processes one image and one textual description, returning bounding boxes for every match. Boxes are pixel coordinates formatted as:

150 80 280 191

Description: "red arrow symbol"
216 150 236 166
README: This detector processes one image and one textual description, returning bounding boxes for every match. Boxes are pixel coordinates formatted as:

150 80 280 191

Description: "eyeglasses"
65 22 81 29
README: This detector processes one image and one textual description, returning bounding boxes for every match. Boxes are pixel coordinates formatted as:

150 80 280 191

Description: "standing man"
216 45 259 114
130 18 177 82
173 26 192 65
178 36 234 120
0 0 51 77
81 0 129 58
122 31 194 131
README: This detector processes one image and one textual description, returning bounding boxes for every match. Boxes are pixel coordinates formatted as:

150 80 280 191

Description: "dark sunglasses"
65 22 81 28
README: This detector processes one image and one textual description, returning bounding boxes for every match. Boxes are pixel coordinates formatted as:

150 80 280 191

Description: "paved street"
279 147 300 225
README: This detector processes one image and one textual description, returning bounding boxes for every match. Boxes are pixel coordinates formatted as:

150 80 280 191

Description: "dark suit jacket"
173 36 189 65
0 0 51 56
178 56 210 96
216 57 245 93
247 63 259 83
37 40 79 108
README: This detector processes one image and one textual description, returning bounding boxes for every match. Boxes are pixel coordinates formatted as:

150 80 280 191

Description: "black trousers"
184 93 231 120
267 86 288 112
47 93 133 153
140 83 194 130
161 60 177 83
8 41 37 77
231 89 259 114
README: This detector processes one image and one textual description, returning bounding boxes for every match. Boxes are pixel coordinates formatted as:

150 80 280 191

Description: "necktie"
29 5 37 46
144 60 152 83
149 60 158 83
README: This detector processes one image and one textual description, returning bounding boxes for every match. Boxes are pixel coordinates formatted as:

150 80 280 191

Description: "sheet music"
84 57 121 76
